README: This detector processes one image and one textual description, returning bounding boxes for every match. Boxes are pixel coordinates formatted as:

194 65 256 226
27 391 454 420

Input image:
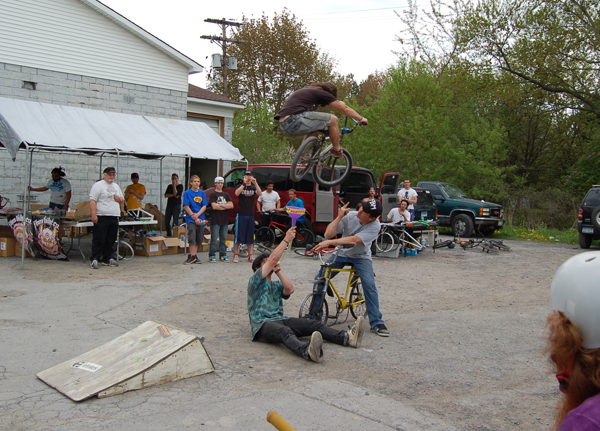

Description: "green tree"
210 9 336 114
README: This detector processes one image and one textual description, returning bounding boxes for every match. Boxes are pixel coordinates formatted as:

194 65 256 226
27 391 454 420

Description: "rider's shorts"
279 112 331 137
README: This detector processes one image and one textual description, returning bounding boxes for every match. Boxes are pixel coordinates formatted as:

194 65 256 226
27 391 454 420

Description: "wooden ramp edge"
36 321 214 401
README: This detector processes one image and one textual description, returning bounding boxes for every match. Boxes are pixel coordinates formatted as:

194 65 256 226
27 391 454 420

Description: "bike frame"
317 247 364 311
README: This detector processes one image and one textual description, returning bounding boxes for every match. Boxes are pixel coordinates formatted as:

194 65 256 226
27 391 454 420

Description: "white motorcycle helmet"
550 251 600 349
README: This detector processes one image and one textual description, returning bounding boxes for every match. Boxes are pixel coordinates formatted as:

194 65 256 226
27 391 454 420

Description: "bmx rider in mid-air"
274 82 368 158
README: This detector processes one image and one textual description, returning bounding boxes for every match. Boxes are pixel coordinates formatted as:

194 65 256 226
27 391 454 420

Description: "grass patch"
439 225 582 245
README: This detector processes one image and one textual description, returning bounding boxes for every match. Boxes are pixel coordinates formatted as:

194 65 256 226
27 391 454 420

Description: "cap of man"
362 199 382 218
244 170 252 176
103 167 116 175
214 176 224 183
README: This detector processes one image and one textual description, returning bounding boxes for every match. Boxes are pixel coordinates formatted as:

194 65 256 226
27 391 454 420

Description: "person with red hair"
547 251 600 430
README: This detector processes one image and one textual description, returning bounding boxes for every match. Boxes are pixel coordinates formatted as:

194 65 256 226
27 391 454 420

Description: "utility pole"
201 18 243 98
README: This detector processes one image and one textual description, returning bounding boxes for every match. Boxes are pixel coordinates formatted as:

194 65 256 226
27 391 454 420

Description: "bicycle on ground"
375 222 430 254
290 117 361 188
298 246 367 326
255 210 315 248
114 228 134 260
432 235 511 253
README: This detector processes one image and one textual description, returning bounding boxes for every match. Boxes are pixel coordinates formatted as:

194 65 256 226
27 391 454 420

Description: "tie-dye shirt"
247 268 290 339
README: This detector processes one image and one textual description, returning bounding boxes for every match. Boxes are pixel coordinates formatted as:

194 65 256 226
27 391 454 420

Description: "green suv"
416 182 504 237
577 185 600 249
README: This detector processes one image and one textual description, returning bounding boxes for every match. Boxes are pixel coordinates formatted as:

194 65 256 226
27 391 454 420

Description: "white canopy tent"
0 96 244 267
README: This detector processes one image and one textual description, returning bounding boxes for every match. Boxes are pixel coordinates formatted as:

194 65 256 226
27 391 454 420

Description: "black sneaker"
184 255 194 265
371 323 390 337
192 255 202 264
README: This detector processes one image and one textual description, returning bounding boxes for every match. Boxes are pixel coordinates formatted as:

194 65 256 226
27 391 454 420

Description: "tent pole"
99 153 104 180
159 157 164 235
116 149 120 186
19 144 32 269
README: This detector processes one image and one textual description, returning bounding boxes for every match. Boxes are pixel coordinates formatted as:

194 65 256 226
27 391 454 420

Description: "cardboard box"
161 237 181 255
132 236 163 257
14 242 35 257
66 201 91 219
30 204 50 210
0 237 16 257
173 225 186 239
144 203 166 231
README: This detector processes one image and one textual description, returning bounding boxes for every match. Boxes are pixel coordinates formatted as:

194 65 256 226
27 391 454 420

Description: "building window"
22 81 37 90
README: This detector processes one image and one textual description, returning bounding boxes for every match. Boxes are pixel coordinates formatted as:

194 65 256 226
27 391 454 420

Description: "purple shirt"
560 392 600 430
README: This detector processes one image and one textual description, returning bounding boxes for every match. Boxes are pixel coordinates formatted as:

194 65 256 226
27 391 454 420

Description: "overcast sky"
100 0 413 89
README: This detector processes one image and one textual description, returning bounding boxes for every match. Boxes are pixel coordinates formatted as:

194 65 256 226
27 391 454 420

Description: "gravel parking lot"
0 236 586 430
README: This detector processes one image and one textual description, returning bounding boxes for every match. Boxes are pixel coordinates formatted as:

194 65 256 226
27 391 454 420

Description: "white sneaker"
347 316 365 348
307 332 323 363
90 259 99 269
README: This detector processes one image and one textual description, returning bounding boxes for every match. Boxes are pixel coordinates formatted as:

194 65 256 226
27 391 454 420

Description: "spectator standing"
362 187 377 202
285 189 305 228
164 173 184 237
233 170 262 263
28 167 72 210
208 176 233 263
257 180 281 227
89 167 124 269
397 179 417 221
124 173 146 236
182 175 207 265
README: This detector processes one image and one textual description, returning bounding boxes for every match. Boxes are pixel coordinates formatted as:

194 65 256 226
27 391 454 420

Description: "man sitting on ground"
248 227 365 363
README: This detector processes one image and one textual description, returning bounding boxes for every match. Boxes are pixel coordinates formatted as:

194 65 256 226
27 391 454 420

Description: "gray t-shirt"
337 211 380 259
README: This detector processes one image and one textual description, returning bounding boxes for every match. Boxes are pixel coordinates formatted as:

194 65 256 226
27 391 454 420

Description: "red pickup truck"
205 164 401 235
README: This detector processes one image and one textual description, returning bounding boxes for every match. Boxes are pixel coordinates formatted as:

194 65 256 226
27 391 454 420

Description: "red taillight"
578 208 583 220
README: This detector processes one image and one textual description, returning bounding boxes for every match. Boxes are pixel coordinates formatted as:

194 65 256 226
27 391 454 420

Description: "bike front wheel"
255 227 275 248
290 137 320 182
299 293 329 326
313 146 353 188
292 228 315 248
116 240 134 260
375 231 396 253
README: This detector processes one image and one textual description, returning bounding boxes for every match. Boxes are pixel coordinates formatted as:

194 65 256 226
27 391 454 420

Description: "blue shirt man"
285 189 305 226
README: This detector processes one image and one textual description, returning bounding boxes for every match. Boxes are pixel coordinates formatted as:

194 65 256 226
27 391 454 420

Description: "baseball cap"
103 167 116 174
214 176 224 183
362 199 382 218
244 170 252 175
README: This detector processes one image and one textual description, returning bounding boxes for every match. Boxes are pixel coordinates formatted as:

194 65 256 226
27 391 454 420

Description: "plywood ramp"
37 321 214 401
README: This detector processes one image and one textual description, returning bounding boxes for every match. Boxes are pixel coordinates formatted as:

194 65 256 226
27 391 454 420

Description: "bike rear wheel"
313 146 353 188
116 240 134 260
349 276 367 320
290 137 320 182
255 227 275 248
299 293 329 326
292 228 315 248
375 231 395 253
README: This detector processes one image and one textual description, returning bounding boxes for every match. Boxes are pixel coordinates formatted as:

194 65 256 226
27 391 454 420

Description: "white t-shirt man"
258 191 280 211
89 180 123 217
46 178 72 205
397 187 417 210
387 208 410 224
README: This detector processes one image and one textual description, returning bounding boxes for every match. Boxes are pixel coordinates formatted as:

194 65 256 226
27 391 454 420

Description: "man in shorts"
233 170 262 263
183 175 207 264
275 82 368 158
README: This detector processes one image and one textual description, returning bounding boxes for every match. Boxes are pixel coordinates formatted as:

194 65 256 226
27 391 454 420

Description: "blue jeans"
310 255 384 329
210 223 228 257
165 204 181 237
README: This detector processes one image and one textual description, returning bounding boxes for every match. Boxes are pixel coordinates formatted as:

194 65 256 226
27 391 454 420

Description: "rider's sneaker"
192 255 202 264
232 254 239 263
209 255 216 263
347 316 365 348
371 323 390 337
90 259 99 269
329 148 344 158
306 332 323 363
220 255 229 262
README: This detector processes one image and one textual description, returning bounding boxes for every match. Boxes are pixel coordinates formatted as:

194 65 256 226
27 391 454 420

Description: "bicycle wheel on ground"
433 239 453 249
255 227 275 248
313 147 353 188
294 248 315 257
254 243 272 254
292 228 315 248
116 240 134 260
290 137 320 182
375 231 395 253
299 293 329 326
489 239 510 251
349 276 368 320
